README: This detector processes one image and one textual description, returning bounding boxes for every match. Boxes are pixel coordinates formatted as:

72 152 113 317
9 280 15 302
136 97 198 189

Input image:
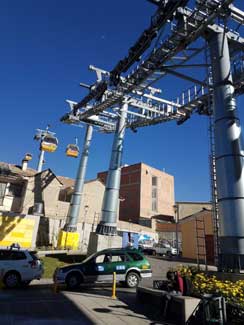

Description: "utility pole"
174 204 179 253
96 102 128 236
208 31 244 272
64 124 93 232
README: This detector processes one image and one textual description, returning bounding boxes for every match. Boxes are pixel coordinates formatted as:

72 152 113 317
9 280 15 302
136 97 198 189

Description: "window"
127 252 143 261
95 253 111 263
111 253 129 262
8 183 23 197
0 250 10 260
0 250 26 260
152 176 158 212
0 183 6 205
152 176 157 186
9 251 26 260
58 189 72 202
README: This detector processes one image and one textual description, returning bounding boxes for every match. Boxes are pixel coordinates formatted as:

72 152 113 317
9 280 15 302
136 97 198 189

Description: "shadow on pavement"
68 286 164 323
0 282 166 324
0 284 94 324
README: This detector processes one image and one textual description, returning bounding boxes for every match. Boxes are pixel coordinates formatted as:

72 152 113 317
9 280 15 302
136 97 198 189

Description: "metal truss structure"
61 0 244 133
61 0 244 269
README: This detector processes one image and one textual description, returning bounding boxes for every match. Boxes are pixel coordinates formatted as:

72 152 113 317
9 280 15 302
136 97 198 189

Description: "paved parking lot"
0 256 214 324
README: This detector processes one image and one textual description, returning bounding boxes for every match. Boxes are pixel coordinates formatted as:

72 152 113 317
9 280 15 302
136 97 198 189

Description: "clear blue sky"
1 0 243 202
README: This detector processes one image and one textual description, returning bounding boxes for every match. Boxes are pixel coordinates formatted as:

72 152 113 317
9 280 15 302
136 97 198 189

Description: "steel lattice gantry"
61 0 244 271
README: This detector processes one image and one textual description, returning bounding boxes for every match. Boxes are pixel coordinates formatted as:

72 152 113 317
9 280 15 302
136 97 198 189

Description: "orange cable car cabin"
40 135 58 153
66 144 79 158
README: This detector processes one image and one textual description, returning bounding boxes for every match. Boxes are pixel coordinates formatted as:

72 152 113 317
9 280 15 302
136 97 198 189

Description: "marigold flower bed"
175 265 244 324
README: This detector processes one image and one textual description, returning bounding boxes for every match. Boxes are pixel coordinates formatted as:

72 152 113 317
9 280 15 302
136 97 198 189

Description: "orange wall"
181 213 214 259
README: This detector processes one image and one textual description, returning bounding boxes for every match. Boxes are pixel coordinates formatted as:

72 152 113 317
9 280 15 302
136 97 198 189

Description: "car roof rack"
9 243 21 250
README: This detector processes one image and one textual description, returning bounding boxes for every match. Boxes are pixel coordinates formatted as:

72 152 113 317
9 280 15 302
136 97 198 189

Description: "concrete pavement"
0 283 163 324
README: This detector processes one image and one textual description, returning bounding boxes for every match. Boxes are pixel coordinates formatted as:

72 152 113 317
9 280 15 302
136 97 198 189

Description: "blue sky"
1 0 243 202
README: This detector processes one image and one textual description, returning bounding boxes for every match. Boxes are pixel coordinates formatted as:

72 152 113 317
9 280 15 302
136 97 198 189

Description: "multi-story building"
97 162 175 225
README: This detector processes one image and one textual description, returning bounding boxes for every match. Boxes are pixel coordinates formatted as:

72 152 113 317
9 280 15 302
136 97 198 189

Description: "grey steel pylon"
208 31 244 272
64 124 93 232
37 150 45 173
96 102 128 235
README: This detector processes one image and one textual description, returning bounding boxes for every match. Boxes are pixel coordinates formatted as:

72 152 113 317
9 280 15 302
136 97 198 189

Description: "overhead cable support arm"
110 0 189 86
77 0 234 122
161 67 208 86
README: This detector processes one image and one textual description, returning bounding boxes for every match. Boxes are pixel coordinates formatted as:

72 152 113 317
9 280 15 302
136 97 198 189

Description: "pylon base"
87 232 122 256
57 230 80 250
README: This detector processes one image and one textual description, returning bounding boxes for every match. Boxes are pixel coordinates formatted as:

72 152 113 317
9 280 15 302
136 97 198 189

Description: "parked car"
144 243 178 257
53 247 152 289
0 247 43 288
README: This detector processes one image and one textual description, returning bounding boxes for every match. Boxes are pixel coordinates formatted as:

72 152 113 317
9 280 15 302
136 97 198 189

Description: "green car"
53 247 152 289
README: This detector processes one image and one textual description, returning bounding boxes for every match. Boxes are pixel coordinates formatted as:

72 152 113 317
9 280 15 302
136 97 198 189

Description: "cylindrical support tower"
96 102 128 236
209 31 244 271
64 124 93 232
37 150 45 173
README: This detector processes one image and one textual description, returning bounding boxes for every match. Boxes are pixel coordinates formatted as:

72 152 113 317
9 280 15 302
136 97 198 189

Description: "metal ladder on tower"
195 214 208 271
209 113 220 268
206 42 220 269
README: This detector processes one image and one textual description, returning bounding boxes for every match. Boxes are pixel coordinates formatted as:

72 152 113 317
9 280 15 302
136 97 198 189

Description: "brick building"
97 162 175 225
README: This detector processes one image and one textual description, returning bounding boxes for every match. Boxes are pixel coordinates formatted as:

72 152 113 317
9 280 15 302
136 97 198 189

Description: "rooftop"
0 162 37 178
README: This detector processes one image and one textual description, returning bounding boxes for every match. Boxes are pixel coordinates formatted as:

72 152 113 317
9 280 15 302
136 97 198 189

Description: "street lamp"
81 205 89 250
173 204 179 254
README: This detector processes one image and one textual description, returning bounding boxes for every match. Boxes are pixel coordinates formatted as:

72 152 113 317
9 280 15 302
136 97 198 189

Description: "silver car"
0 248 43 288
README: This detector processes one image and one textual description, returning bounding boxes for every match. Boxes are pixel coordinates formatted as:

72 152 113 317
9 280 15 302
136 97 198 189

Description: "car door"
7 251 32 281
84 252 113 283
109 252 128 281
0 250 10 276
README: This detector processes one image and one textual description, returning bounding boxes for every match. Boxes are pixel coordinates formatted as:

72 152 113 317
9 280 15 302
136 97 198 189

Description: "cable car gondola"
66 143 79 158
24 153 33 161
40 134 58 153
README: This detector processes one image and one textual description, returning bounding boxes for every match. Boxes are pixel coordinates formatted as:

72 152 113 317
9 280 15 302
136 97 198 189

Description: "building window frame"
0 182 7 205
152 176 158 212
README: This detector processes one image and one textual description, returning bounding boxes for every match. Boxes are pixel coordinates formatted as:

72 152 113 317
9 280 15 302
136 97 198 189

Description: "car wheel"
166 251 172 258
66 272 82 290
126 272 140 288
4 271 20 289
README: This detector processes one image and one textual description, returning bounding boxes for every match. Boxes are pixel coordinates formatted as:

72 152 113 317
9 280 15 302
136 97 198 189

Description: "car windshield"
82 252 97 264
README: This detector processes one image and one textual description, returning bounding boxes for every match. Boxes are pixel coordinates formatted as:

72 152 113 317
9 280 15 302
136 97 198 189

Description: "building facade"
0 161 159 250
98 162 175 225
